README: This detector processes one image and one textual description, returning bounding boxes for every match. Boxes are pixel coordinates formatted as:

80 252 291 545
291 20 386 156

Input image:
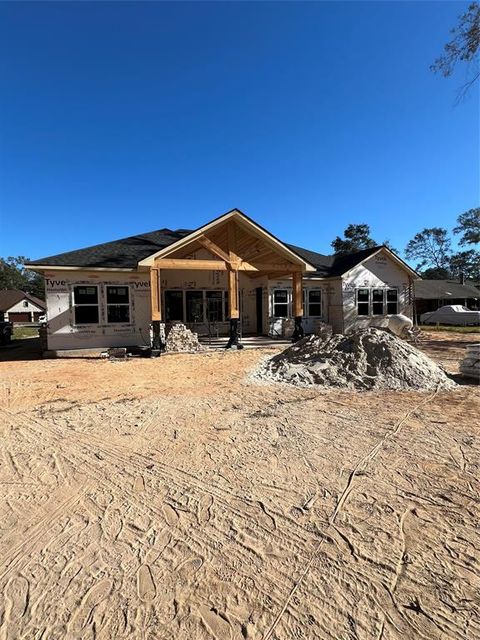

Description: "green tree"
331 224 377 254
453 207 480 245
0 256 45 300
449 249 480 282
404 227 452 272
431 2 480 100
421 266 452 280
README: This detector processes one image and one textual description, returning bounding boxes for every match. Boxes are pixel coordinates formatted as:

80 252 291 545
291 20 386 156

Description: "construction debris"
459 343 480 380
165 323 207 353
313 321 333 340
254 327 455 391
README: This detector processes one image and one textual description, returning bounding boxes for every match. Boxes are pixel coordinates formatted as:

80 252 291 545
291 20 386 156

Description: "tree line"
331 207 479 281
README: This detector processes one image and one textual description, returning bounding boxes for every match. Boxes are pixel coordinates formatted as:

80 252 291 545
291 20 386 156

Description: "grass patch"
13 326 39 340
420 324 480 334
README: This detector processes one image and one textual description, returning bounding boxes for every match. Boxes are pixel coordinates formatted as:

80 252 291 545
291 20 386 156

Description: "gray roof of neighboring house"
414 280 480 300
0 289 46 312
27 227 411 278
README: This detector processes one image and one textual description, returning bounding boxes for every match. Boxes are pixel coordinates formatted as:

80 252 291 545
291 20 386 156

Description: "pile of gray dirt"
255 327 455 391
165 323 207 353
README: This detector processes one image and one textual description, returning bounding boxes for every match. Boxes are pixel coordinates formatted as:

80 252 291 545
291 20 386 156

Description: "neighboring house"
26 209 419 351
0 290 46 324
414 279 480 321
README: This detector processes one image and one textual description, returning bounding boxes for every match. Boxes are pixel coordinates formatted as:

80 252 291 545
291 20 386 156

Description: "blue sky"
0 1 478 260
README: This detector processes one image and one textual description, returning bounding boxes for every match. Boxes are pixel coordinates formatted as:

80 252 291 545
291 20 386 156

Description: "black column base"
291 316 305 342
225 318 244 349
151 321 164 356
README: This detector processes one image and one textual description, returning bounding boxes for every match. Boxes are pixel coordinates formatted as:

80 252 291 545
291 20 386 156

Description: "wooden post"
150 267 162 353
226 264 242 349
292 271 304 342
150 267 161 321
292 271 303 317
227 268 239 320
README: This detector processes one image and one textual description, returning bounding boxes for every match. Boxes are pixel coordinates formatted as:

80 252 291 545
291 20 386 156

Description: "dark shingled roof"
28 227 412 278
28 229 193 269
0 289 46 312
287 244 384 277
414 280 480 300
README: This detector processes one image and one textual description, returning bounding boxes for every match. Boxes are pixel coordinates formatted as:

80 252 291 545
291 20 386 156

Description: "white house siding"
44 270 151 350
341 252 413 333
44 268 267 349
6 299 44 321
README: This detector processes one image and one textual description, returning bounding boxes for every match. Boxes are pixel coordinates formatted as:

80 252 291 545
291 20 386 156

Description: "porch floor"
199 334 293 350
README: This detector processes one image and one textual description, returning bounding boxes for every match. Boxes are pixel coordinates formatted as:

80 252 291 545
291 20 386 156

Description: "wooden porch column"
150 267 161 321
150 267 162 353
227 268 239 320
292 271 305 342
226 267 242 349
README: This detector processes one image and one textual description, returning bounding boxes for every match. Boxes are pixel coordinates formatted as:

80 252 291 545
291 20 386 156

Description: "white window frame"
356 287 399 317
386 288 399 315
272 289 290 318
72 284 100 326
305 289 322 318
105 285 132 325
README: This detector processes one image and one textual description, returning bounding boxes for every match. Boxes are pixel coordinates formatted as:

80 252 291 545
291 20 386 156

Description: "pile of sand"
165 323 206 353
255 327 455 391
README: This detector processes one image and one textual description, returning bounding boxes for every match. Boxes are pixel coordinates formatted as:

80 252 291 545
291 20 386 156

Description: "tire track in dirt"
1 406 310 635
261 389 441 640
0 485 90 585
8 406 313 556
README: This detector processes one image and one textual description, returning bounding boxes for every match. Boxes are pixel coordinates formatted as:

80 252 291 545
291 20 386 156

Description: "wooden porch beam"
227 222 241 269
197 234 232 263
253 263 302 272
154 258 303 272
155 259 227 270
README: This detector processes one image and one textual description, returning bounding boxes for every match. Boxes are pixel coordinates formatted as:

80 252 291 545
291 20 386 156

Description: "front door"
255 287 263 334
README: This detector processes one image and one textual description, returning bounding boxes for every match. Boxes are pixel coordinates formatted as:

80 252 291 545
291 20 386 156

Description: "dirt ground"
0 331 478 639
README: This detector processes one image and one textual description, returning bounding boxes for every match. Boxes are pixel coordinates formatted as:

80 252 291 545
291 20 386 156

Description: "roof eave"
25 265 136 272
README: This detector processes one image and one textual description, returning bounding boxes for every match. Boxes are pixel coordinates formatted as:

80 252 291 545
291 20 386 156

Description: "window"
186 291 204 323
387 289 398 314
206 290 223 322
273 289 289 318
357 289 370 316
106 286 130 323
23 300 29 308
165 290 183 322
73 286 99 324
356 287 400 316
307 290 322 317
372 289 384 315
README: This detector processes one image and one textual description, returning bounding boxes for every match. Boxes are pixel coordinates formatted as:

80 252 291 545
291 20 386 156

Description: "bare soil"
0 331 478 639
